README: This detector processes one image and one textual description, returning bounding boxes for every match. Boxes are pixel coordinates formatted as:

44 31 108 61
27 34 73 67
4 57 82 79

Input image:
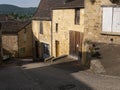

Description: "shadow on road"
22 60 93 90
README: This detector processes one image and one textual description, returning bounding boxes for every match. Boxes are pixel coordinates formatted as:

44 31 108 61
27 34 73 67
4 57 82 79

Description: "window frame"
75 8 80 25
56 23 58 33
40 21 43 34
102 6 120 34
24 29 27 42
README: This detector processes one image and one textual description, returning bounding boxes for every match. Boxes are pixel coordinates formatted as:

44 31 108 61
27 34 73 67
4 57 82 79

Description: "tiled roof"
0 21 30 34
0 14 14 21
33 0 84 20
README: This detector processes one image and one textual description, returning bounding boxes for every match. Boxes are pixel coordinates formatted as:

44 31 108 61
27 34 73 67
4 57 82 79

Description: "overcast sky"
0 0 41 7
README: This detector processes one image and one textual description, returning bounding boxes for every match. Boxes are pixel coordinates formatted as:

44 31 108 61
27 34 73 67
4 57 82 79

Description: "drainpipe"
0 23 3 63
17 33 19 58
51 11 53 56
31 22 35 60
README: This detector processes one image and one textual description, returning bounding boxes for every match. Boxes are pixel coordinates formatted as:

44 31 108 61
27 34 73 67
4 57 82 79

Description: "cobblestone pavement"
0 59 120 90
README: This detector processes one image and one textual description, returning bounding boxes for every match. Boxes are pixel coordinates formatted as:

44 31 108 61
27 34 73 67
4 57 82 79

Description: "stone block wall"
32 20 52 58
52 9 85 57
2 35 18 57
84 0 120 64
84 0 120 44
18 23 33 58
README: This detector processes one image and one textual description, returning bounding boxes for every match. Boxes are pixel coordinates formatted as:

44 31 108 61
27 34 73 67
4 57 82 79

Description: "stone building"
32 0 85 61
83 0 120 65
1 19 28 59
32 0 52 60
52 0 84 59
18 21 34 58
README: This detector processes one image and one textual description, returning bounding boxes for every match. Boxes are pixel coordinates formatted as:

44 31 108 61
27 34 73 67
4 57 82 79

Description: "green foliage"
0 4 37 20
10 12 32 20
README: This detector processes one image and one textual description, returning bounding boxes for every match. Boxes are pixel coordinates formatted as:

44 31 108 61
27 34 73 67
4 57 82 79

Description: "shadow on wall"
2 48 17 60
22 60 93 90
86 41 120 62
85 41 120 75
32 32 50 62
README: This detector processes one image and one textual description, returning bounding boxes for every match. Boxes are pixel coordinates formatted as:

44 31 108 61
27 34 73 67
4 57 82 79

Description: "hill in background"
0 4 37 15
0 4 37 20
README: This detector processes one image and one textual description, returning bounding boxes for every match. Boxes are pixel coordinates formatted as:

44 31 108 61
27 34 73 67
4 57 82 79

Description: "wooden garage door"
69 31 83 58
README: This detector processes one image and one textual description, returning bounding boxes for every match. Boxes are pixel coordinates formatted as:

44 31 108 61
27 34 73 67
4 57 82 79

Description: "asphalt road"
0 59 120 90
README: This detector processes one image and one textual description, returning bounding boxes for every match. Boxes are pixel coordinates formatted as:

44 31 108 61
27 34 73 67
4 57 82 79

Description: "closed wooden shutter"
102 7 113 32
112 7 120 32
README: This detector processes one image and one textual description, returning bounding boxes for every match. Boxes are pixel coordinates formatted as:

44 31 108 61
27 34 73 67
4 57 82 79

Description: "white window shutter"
102 7 113 32
112 8 120 32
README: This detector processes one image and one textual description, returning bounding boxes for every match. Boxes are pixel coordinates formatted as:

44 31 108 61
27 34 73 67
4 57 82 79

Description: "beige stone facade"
18 23 33 58
52 9 84 57
84 0 113 42
2 35 18 57
84 0 120 64
32 20 51 59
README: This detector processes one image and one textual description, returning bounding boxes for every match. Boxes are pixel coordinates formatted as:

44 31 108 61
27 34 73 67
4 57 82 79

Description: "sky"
0 0 41 7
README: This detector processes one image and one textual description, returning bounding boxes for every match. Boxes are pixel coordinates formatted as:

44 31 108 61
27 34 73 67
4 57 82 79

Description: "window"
40 21 43 34
56 23 58 32
41 43 50 58
75 8 80 25
102 7 120 33
24 29 27 42
19 47 25 54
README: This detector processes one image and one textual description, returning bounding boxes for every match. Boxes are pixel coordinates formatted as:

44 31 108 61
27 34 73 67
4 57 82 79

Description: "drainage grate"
58 84 76 90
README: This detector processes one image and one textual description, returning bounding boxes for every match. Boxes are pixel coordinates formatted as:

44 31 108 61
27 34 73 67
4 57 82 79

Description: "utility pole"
0 23 2 64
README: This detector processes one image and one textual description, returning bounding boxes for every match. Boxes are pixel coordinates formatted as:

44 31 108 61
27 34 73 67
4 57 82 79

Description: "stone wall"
2 35 18 57
52 9 84 57
32 20 51 58
18 23 33 58
84 0 115 43
84 0 120 64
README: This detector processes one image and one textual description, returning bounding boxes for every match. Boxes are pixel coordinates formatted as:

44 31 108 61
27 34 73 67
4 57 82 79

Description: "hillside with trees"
0 4 37 20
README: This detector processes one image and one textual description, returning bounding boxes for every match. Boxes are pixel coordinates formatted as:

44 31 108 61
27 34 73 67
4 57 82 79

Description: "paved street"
0 59 120 90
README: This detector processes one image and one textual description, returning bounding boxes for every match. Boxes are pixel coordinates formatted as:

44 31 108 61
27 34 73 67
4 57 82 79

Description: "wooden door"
55 40 59 57
35 41 39 58
69 31 83 58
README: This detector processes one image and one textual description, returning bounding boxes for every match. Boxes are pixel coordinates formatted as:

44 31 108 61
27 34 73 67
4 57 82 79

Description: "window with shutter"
24 29 27 42
102 7 113 32
75 8 80 25
102 7 120 33
112 7 120 32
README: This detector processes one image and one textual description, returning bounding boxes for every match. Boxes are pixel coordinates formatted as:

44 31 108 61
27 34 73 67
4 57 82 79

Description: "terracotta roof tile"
0 21 30 34
0 14 14 21
33 0 84 20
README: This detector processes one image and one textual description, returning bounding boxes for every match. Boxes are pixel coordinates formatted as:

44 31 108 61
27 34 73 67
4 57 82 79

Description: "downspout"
31 22 35 59
17 33 19 58
0 23 2 63
51 11 53 56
